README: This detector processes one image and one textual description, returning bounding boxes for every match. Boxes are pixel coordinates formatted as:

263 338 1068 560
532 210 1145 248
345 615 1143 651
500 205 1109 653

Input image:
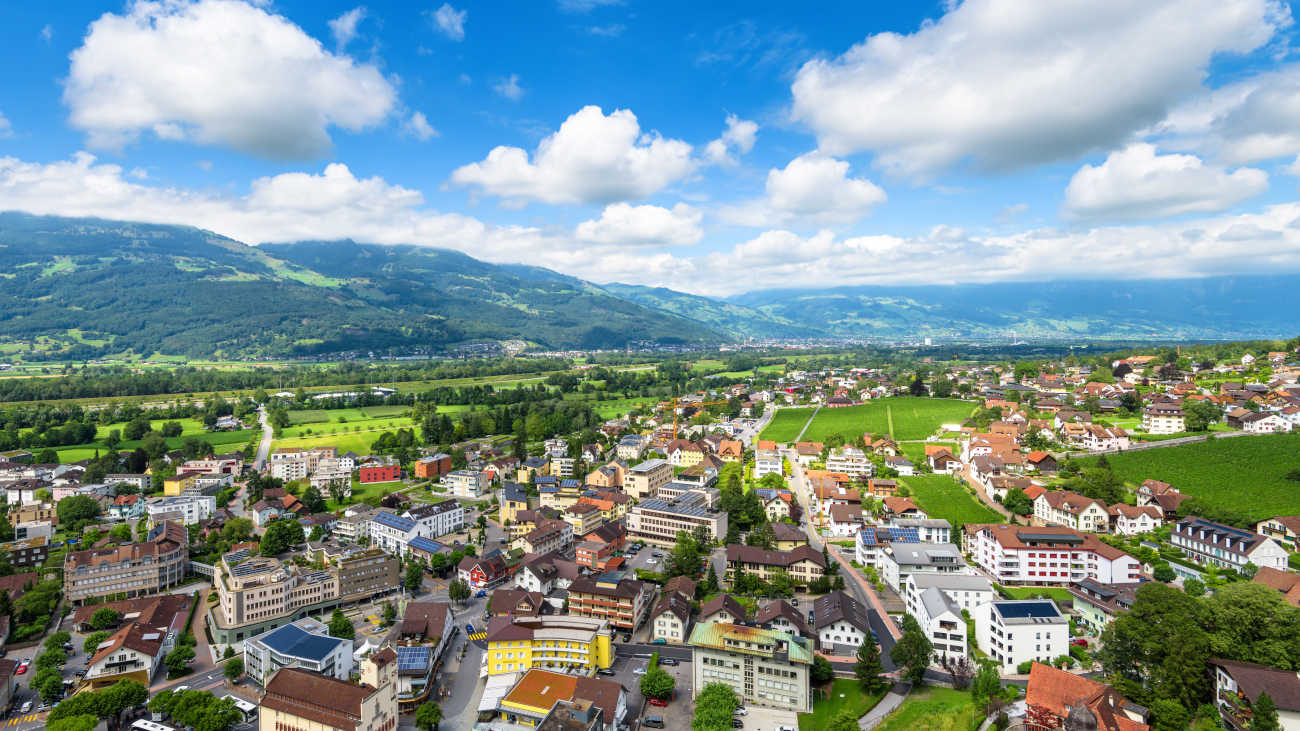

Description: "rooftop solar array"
373 512 417 532
994 601 1060 619
397 646 431 673
229 556 277 577
408 536 444 553
884 527 921 543
1019 533 1083 543
257 623 346 661
638 499 712 518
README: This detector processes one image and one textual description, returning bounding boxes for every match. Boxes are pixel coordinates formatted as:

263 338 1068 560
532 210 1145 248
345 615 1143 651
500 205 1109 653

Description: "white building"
1108 505 1163 536
1142 404 1185 434
975 600 1069 673
144 495 216 526
891 518 952 544
913 585 968 662
403 500 465 538
244 617 353 685
904 573 994 614
688 621 812 713
443 470 489 499
1241 412 1294 433
310 469 353 493
825 447 874 478
270 458 310 482
812 590 874 654
967 524 1142 586
368 511 428 558
754 449 783 478
616 435 649 460
1171 517 1289 572
879 542 968 594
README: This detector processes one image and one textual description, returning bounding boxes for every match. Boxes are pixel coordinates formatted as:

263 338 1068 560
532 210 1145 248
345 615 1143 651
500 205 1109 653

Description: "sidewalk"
859 684 910 731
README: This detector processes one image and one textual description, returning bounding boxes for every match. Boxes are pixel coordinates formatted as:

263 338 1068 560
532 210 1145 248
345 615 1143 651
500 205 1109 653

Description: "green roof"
687 622 813 665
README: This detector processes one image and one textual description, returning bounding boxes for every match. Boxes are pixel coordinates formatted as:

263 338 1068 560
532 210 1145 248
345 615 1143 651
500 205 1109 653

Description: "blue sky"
2 0 1300 296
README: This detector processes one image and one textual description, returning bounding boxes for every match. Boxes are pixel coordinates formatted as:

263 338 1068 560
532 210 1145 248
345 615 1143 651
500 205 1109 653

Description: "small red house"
458 555 509 588
359 465 401 484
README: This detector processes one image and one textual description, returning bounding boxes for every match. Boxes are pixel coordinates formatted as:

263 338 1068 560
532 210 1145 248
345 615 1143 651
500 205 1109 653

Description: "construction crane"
661 397 732 440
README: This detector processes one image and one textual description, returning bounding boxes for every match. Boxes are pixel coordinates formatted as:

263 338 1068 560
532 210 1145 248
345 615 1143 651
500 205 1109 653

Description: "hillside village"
0 342 1296 731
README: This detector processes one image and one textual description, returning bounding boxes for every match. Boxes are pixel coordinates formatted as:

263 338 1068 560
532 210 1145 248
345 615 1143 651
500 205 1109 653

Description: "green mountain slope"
0 212 724 359
598 282 829 339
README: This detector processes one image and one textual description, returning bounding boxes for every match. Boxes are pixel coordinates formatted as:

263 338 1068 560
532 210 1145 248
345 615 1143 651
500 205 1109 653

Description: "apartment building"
627 488 727 546
369 512 427 557
522 521 571 555
209 545 399 644
890 518 952 544
64 521 188 605
403 500 464 538
879 542 968 593
975 600 1069 672
244 617 353 685
825 447 874 478
144 495 216 526
6 502 57 527
310 469 353 492
564 503 606 536
754 449 783 478
444 470 489 499
913 584 968 661
1068 580 1140 633
2 536 48 569
726 545 826 592
966 524 1141 587
1141 404 1185 434
567 572 653 630
623 459 671 500
538 477 585 511
1171 517 1288 572
812 590 873 654
904 574 993 615
483 615 615 676
260 660 396 731
1033 491 1109 532
414 454 452 479
689 622 813 713
500 482 534 524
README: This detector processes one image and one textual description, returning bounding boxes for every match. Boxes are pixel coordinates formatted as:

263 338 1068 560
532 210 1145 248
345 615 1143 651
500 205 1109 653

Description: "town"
0 341 1293 731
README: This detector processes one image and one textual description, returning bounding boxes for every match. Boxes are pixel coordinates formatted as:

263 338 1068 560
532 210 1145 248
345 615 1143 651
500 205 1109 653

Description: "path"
793 406 821 443
254 407 273 468
885 405 895 440
859 684 910 731
960 463 1014 521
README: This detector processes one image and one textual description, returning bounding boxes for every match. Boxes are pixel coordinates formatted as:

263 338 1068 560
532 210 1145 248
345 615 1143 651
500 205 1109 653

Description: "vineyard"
1077 432 1300 517
800 405 890 444
798 398 976 443
757 409 817 442
900 474 1005 529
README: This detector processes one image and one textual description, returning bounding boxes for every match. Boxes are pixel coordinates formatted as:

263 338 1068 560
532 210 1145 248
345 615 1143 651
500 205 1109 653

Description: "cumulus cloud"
1063 144 1268 222
63 0 398 161
702 114 759 166
403 112 439 141
429 3 467 41
717 153 887 226
994 203 1028 224
493 74 526 100
574 203 703 246
789 0 1286 180
447 106 696 207
558 0 622 13
1160 64 1300 165
327 6 367 50
588 24 626 37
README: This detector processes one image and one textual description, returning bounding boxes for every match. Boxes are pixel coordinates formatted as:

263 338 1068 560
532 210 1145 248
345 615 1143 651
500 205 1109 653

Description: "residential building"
1135 479 1178 507
623 459 671 500
1 536 47 569
1171 517 1288 571
334 505 380 542
826 504 865 536
209 545 400 644
483 615 615 675
825 447 873 478
459 554 511 589
369 512 427 557
105 474 150 492
754 449 783 478
754 599 812 638
975 600 1070 672
445 470 489 499
586 461 625 490
912 583 968 661
649 592 692 644
1108 504 1163 536
259 658 397 731
1256 515 1300 550
145 495 216 526
6 502 57 527
881 496 926 519
82 621 168 689
12 520 51 542
1025 663 1151 731
904 574 994 614
500 483 534 524
310 469 353 492
361 464 402 484
244 617 353 685
64 521 188 605
726 545 826 592
162 471 204 496
487 589 552 619
1033 491 1109 532
879 542 967 593
890 518 952 544
491 668 626 731
813 590 874 654
1210 659 1300 731
615 435 649 461
403 500 464 538
522 521 572 555
627 488 727 546
1068 580 1140 633
538 477 585 511
414 454 453 479
699 594 747 625
966 524 1142 586
688 622 813 712
567 572 653 630
1241 412 1294 433
772 523 809 551
1142 404 1185 434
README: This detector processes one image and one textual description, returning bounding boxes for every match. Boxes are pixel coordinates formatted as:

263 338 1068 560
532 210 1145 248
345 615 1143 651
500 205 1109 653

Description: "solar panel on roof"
397 646 431 671
995 601 1060 619
885 527 921 543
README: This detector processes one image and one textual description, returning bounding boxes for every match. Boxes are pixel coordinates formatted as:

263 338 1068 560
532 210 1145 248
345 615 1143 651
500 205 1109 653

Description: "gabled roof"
1210 659 1300 711
651 592 691 624
700 594 746 620
400 601 452 639
753 599 811 635
726 544 826 568
812 590 872 633
1025 663 1147 731
262 667 377 731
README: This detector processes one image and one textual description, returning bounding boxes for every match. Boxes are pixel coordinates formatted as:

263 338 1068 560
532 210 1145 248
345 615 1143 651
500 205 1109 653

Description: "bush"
1016 661 1034 675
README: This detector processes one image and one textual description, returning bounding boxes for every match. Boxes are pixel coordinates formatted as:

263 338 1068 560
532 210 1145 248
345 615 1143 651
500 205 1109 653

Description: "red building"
359 465 401 484
414 454 452 479
458 555 509 588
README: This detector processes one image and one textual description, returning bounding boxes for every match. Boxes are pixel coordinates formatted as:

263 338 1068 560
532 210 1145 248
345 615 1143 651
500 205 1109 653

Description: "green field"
360 405 412 418
869 687 977 731
1077 432 1300 517
758 409 816 442
797 679 887 731
287 411 331 424
900 474 1004 529
53 418 250 462
900 441 956 465
799 398 975 443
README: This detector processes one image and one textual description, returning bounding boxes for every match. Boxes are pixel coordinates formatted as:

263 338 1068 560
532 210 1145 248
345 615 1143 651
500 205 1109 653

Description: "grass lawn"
53 417 250 462
870 687 977 731
326 476 404 511
797 679 888 731
272 430 384 458
900 475 1004 529
995 585 1074 601
272 408 419 442
900 442 956 465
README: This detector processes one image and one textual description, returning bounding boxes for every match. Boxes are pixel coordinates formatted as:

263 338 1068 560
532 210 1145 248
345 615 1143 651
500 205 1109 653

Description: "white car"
177 685 190 692
633 668 647 676
19 702 31 713
646 559 657 565
733 708 747 716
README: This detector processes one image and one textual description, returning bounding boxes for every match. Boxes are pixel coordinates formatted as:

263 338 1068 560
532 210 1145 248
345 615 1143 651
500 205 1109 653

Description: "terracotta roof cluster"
262 667 378 731
726 544 826 568
490 589 551 618
1253 567 1300 607
71 594 191 631
1025 663 1149 731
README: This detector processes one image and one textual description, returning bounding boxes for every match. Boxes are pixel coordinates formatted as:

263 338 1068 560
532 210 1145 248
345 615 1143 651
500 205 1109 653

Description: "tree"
827 710 859 731
854 636 885 692
971 661 1002 703
1252 690 1280 731
788 501 804 524
328 608 356 640
90 607 120 630
1152 562 1176 583
34 666 64 702
1149 700 1189 731
48 716 99 731
415 701 444 731
430 553 448 576
1002 488 1034 515
768 568 795 597
301 485 327 514
223 657 245 680
724 522 741 546
1183 578 1206 597
45 630 72 651
142 432 168 458
889 614 934 684
1184 400 1222 432
383 600 397 624
640 666 676 700
704 565 721 594
161 421 184 438
811 654 834 684
58 494 102 524
664 529 702 579
939 653 976 691
109 522 133 541
102 429 122 453
406 561 425 592
1241 561 1260 579
165 644 196 675
0 589 11 620
746 523 777 550
35 648 66 670
448 578 471 606
909 375 927 396
308 525 324 542
260 519 306 556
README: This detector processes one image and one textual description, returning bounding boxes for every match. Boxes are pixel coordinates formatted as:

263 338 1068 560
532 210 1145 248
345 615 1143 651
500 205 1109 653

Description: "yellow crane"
661 397 732 440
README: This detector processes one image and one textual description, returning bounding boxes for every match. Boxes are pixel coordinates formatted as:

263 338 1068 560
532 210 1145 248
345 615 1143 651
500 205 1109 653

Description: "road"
253 407 273 469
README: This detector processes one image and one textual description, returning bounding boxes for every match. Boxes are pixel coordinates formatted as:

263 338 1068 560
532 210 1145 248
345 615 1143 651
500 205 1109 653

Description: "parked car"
633 668 647 676
731 721 744 728
597 669 616 676
733 708 747 716
15 665 26 675
622 633 632 642
660 658 678 666
652 638 667 644
790 598 798 606
1071 639 1088 647
648 698 668 707
474 590 487 598
19 702 31 714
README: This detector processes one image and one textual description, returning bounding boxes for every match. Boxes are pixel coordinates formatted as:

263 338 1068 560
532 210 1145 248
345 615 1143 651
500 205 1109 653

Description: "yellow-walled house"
483 615 614 677
163 471 201 496
498 668 628 730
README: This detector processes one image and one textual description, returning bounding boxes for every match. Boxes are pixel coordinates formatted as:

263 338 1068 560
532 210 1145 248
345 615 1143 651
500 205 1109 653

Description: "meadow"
900 441 957 466
757 408 817 442
900 474 1005 529
797 679 887 731
799 398 976 443
870 687 979 731
53 417 249 462
1077 432 1300 516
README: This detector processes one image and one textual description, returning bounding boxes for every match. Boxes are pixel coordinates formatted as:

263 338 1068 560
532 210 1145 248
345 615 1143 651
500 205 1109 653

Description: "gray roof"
247 619 347 662
919 586 962 621
630 458 667 473
884 542 966 568
812 590 872 634
990 600 1067 624
891 518 953 530
906 573 992 593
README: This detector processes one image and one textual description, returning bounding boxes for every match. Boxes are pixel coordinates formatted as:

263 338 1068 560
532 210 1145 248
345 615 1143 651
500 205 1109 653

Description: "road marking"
467 631 486 641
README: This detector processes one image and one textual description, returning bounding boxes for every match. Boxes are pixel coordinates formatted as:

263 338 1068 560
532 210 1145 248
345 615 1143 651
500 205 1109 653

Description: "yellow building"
563 503 606 537
500 483 535 525
163 471 202 496
498 668 627 729
484 615 614 677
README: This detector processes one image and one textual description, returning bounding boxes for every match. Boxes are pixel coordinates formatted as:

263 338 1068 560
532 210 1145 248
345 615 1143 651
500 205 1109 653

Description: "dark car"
731 721 744 728
660 658 678 667
597 669 616 676
622 633 632 642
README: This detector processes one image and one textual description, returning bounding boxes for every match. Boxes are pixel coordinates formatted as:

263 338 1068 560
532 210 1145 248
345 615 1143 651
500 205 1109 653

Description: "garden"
798 678 888 731
899 475 1004 529
869 687 980 731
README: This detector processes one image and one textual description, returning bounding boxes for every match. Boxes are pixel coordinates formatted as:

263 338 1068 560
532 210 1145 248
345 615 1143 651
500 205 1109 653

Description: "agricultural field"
287 411 331 425
272 430 385 459
271 408 420 452
757 408 817 442
52 417 249 462
900 474 1004 529
799 398 975 443
360 405 413 418
1077 432 1300 516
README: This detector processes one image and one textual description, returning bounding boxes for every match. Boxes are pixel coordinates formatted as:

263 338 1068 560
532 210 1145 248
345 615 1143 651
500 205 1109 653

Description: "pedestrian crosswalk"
467 631 487 641
7 714 40 725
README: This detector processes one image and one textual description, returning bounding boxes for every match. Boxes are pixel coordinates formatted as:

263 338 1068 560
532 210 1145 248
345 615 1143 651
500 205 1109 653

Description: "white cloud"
448 105 696 207
574 203 703 246
458 74 472 85
789 0 1286 180
327 6 367 51
1161 64 1300 165
702 114 759 166
0 111 11 139
717 153 887 226
403 112 440 141
429 3 467 41
493 74 527 100
1218 222 1283 240
588 24 626 37
558 0 622 13
40 25 52 41
1063 144 1268 222
994 203 1028 224
63 0 398 161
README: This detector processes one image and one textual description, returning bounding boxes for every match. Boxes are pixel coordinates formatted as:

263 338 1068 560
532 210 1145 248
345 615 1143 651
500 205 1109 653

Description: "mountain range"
0 210 1294 361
